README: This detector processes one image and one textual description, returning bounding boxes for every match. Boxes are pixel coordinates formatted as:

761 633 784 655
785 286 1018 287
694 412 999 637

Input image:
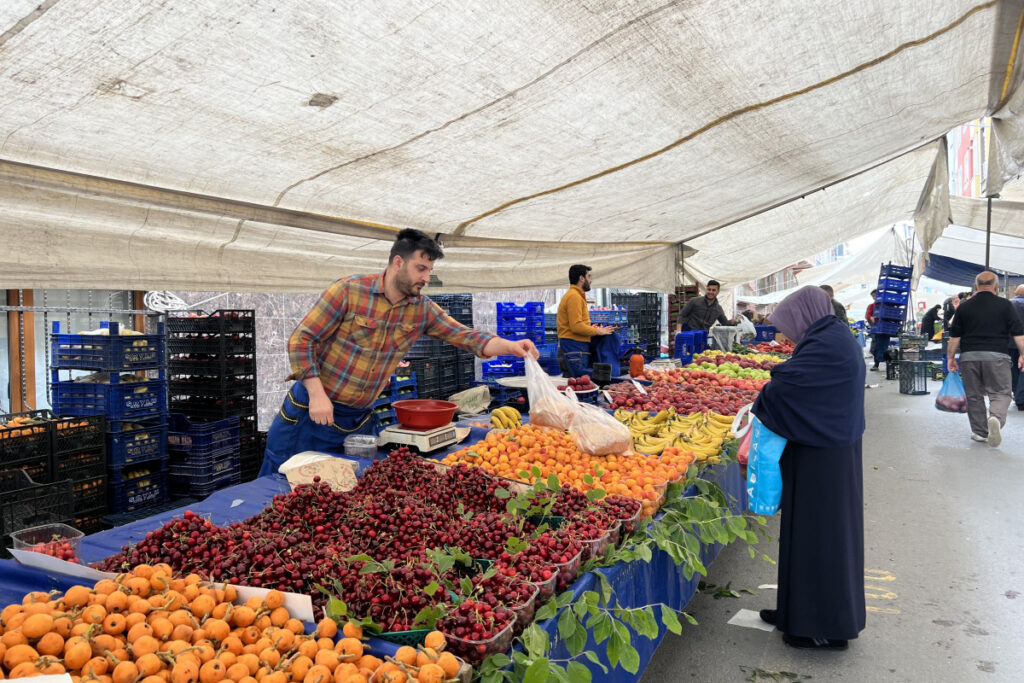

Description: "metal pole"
985 194 999 269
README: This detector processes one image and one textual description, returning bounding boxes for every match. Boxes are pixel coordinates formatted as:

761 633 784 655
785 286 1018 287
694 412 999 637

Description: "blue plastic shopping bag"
746 415 788 515
934 370 968 413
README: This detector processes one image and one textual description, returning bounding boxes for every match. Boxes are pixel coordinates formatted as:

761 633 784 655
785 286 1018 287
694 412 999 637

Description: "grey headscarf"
772 286 835 344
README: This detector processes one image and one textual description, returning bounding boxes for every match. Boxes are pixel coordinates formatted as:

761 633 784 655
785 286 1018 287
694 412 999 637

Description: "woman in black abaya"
754 286 866 650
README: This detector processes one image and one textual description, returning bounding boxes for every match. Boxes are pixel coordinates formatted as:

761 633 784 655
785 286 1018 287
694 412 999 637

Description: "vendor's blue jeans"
872 334 891 365
559 338 591 378
259 382 374 476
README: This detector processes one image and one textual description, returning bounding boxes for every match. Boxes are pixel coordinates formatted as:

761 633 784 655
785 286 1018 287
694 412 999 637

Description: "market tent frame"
3 2 1024 291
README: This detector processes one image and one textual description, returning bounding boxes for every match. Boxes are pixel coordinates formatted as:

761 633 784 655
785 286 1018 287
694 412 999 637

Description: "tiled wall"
170 288 559 431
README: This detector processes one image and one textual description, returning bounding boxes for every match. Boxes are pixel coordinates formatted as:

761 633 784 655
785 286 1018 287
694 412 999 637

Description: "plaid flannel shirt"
288 273 493 409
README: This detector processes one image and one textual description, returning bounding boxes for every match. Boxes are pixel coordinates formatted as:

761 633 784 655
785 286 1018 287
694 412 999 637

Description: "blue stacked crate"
872 264 913 336
543 312 559 345
50 320 168 518
496 302 545 347
367 373 419 435
167 310 258 481
482 355 525 382
167 414 241 499
753 326 777 344
536 342 560 375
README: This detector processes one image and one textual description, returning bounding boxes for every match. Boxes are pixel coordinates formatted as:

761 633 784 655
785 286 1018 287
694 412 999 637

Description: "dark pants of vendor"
259 382 375 476
558 338 591 378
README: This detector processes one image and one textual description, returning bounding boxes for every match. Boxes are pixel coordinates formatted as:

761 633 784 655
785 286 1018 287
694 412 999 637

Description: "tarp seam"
452 0 997 236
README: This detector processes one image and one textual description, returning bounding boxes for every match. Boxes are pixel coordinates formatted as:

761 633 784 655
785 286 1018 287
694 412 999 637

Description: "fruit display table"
0 434 745 683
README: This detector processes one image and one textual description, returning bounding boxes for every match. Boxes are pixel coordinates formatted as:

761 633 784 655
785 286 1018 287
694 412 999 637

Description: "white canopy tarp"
2 1 1024 292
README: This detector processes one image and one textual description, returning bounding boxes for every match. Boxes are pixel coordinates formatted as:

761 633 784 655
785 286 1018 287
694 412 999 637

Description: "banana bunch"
490 405 523 429
615 408 734 463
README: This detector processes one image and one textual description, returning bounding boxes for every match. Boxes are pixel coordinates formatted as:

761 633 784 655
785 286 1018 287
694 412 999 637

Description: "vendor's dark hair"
569 264 591 285
390 229 444 263
707 280 721 288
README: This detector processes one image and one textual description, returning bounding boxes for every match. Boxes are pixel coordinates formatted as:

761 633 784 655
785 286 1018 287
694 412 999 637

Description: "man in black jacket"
920 304 941 340
947 272 1024 447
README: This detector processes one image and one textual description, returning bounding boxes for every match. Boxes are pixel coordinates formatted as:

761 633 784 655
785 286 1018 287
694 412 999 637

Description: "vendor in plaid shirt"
260 229 538 475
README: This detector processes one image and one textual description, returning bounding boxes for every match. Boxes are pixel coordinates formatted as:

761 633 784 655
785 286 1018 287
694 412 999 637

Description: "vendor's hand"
504 338 539 359
595 326 614 336
308 392 335 426
947 357 959 373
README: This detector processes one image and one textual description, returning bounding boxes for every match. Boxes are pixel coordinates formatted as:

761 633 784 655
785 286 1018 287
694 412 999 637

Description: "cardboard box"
280 452 359 492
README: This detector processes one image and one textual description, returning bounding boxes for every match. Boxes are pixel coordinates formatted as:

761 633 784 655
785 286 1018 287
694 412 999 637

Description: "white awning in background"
1 1 1024 292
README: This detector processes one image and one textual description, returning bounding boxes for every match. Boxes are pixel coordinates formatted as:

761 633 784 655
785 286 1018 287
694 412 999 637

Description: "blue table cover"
0 420 746 683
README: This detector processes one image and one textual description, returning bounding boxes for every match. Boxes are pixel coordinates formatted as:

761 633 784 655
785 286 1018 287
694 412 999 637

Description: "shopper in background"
556 264 615 378
819 284 848 323
754 286 866 650
260 229 538 475
674 279 733 332
919 304 941 340
947 272 1024 447
1008 284 1024 410
865 289 891 371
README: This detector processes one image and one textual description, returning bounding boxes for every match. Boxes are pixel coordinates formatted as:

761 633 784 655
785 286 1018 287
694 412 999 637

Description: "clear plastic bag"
525 355 579 430
735 315 756 340
569 400 633 456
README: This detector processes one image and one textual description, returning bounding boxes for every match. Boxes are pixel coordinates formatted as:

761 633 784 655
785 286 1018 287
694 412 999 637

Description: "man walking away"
1009 285 1024 410
947 272 1024 447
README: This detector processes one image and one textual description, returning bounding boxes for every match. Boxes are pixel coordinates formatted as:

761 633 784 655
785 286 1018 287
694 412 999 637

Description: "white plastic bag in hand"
525 355 579 430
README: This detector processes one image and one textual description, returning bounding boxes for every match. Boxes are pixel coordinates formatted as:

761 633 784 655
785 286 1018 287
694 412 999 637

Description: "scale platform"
377 423 460 452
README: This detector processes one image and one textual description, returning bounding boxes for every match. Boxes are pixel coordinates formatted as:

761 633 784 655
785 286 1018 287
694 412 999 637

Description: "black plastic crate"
101 497 197 529
167 310 256 335
899 361 929 395
406 336 455 358
399 357 439 384
52 414 105 456
72 473 107 513
170 395 257 419
55 447 105 480
1 470 74 559
168 355 256 377
166 335 256 356
0 410 53 482
168 376 256 399
75 505 109 534
170 470 240 500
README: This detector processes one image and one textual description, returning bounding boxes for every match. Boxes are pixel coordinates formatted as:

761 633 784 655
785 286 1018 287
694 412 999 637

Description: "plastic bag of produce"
731 403 754 466
569 399 633 456
746 415 787 514
526 355 579 430
735 314 757 340
934 370 968 413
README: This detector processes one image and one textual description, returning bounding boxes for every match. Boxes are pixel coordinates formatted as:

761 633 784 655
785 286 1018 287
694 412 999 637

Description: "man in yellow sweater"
556 264 615 377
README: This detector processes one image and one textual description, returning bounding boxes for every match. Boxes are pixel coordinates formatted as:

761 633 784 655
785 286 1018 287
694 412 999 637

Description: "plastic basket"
877 277 911 293
496 302 544 316
753 325 777 343
51 321 166 372
444 619 514 665
55 447 104 480
108 470 167 514
1 470 74 558
107 421 168 468
166 310 255 334
874 303 907 321
71 473 107 513
52 414 105 456
51 374 167 420
871 320 903 336
880 263 913 279
167 414 240 456
875 290 909 305
0 410 53 482
898 361 929 395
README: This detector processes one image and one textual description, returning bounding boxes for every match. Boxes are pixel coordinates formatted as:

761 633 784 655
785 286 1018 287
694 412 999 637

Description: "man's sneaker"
971 433 987 442
870 363 879 371
987 417 1002 447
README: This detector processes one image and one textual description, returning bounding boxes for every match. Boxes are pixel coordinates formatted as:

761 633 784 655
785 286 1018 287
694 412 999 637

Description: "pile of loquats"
0 565 464 683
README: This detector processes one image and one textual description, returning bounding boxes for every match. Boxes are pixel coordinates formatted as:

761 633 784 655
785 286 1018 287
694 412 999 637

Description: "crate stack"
50 320 168 519
401 294 477 400
367 373 419 434
668 285 699 329
610 293 662 359
1 469 73 559
166 414 241 499
872 264 913 338
167 310 259 482
482 302 544 381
